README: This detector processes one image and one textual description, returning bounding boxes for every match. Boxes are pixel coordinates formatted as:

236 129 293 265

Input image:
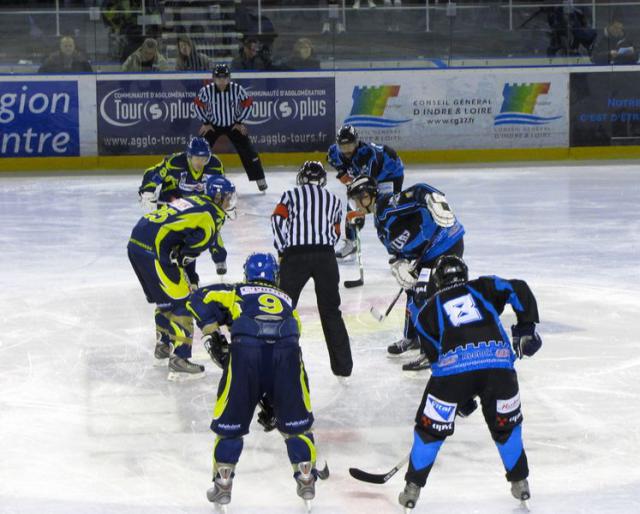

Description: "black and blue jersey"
413 276 540 377
375 183 465 265
327 141 404 193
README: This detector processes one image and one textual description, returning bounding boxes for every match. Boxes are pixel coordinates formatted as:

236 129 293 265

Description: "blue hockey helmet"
205 175 237 214
187 137 211 158
244 252 279 284
432 255 468 290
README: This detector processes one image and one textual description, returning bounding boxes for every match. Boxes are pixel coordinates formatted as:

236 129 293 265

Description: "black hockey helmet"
297 160 327 187
432 255 468 291
213 63 231 78
336 124 358 145
347 175 378 200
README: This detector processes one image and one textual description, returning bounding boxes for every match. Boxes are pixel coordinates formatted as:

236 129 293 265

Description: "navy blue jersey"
375 183 464 265
414 276 539 376
327 141 403 192
139 151 224 202
187 281 301 343
129 195 226 264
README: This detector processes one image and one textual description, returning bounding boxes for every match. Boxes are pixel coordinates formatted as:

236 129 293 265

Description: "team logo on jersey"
497 392 520 414
495 82 562 126
424 394 457 423
390 229 411 251
344 85 411 128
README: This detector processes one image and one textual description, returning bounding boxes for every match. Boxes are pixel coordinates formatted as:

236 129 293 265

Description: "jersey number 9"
258 294 284 315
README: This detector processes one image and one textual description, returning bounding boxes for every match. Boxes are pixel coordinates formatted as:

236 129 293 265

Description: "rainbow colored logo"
344 85 411 128
495 82 562 126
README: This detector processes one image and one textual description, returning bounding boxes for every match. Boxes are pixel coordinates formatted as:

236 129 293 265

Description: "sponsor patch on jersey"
169 198 192 211
390 229 411 251
424 394 457 423
497 392 520 414
239 285 292 305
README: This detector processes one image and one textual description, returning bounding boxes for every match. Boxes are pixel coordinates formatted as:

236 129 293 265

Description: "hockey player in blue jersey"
186 253 325 510
138 137 229 280
346 175 465 371
327 124 404 258
397 255 542 511
127 175 237 380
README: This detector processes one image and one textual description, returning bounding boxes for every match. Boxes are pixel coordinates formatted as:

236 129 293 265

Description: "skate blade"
519 499 531 511
167 371 206 382
386 349 421 359
215 504 228 514
304 499 312 513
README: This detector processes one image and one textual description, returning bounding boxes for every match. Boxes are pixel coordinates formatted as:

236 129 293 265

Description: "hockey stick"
370 287 404 322
349 454 409 484
343 231 364 288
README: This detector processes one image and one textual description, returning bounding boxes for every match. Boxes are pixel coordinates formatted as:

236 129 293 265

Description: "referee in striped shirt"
195 63 268 191
271 161 353 378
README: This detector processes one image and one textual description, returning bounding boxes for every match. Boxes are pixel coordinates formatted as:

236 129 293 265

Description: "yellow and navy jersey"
139 151 224 201
129 195 225 263
187 281 302 343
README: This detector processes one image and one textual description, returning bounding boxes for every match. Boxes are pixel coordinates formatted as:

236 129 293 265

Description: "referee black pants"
203 126 265 181
279 248 353 377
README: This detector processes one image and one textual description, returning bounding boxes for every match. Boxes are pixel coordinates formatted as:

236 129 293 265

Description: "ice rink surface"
1 163 639 514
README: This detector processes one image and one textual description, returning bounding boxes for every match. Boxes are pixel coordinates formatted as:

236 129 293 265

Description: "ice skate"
153 333 172 366
207 464 235 510
511 479 531 509
398 481 421 511
256 178 268 192
402 353 431 371
295 461 316 512
167 355 205 381
335 238 356 259
387 337 420 356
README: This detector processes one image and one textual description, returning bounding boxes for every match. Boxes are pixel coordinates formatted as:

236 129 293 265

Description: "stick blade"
343 279 364 288
369 306 384 322
348 467 388 484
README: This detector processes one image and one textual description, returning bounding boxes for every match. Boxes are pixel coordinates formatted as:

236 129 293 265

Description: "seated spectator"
176 35 212 71
39 35 93 73
286 38 321 70
122 38 169 72
591 21 638 65
231 37 269 71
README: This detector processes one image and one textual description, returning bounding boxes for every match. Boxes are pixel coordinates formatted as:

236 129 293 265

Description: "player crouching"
186 253 328 511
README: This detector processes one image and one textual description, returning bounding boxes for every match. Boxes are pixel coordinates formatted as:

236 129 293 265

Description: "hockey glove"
257 396 277 432
337 171 354 185
457 397 478 418
427 192 456 228
215 261 227 275
169 248 196 268
390 259 418 290
139 190 158 210
203 331 229 369
511 323 542 359
346 209 366 229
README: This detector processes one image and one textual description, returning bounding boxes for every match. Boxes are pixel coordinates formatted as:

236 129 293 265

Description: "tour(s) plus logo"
344 85 410 128
99 88 197 127
495 82 562 126
243 96 326 126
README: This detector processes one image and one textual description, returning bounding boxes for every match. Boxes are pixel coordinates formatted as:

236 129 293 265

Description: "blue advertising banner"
97 76 334 155
0 80 79 157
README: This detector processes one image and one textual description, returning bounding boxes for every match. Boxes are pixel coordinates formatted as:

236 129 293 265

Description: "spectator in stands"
176 35 212 71
101 0 144 63
231 37 270 71
122 38 169 72
591 21 638 65
286 38 321 70
39 35 93 73
546 6 597 56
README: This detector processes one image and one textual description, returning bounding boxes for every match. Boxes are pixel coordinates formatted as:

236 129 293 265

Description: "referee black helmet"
213 63 231 78
297 161 327 187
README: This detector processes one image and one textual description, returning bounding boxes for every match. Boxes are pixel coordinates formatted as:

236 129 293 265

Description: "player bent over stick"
398 256 542 511
127 175 236 380
186 253 329 512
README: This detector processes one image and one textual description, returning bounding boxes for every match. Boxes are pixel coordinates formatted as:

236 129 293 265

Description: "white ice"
1 163 639 514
